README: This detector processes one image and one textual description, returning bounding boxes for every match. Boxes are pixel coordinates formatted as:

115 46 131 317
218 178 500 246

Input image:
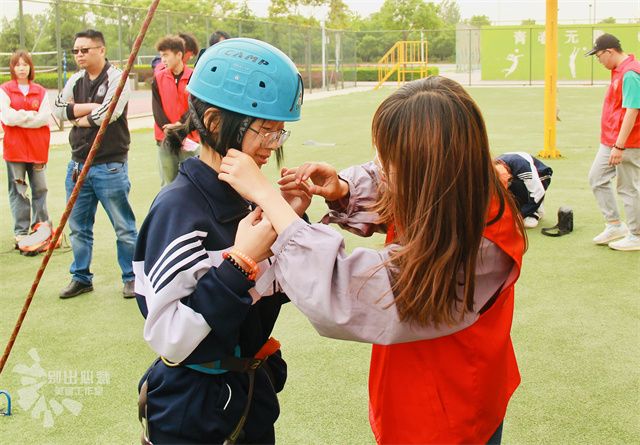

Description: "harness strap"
193 338 282 374
140 338 281 444
223 368 256 445
138 357 160 445
138 379 152 445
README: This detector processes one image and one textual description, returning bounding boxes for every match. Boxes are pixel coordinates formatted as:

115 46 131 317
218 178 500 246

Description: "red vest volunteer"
601 54 640 148
0 80 51 163
153 66 199 143
370 198 524 444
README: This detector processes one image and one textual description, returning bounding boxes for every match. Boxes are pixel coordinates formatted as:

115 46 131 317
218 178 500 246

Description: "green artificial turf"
0 86 638 444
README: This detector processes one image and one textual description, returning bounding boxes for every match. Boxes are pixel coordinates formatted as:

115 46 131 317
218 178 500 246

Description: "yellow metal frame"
539 0 562 158
375 41 429 90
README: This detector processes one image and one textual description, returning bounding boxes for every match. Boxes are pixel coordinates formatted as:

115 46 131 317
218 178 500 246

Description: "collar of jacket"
83 60 111 84
180 157 252 223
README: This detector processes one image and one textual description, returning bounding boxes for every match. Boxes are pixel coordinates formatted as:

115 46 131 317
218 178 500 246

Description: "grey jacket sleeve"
264 218 514 345
87 66 130 127
52 71 82 121
321 161 387 237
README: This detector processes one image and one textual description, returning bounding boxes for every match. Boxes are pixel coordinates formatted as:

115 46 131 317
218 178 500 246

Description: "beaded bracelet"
223 253 252 279
222 251 257 280
229 249 259 280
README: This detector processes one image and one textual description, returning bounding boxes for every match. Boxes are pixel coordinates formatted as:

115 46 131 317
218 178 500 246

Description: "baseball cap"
585 33 621 56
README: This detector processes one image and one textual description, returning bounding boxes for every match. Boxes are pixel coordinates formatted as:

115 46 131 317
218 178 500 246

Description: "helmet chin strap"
289 74 304 113
237 116 253 146
188 99 217 151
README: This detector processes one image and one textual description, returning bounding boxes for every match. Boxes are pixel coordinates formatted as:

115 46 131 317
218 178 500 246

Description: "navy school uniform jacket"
498 152 553 218
133 157 289 441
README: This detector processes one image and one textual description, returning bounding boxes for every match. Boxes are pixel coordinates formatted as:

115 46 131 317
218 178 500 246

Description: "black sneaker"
123 280 135 299
59 280 93 299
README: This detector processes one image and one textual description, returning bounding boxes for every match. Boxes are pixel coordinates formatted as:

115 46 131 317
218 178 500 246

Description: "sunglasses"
71 46 102 55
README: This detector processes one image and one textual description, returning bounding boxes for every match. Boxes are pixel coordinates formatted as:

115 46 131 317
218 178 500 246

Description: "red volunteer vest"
601 54 640 148
1 80 50 163
370 198 525 444
153 66 199 143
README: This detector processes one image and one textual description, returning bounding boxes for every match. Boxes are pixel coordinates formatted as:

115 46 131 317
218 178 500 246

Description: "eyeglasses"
71 46 102 55
247 127 290 148
595 50 610 59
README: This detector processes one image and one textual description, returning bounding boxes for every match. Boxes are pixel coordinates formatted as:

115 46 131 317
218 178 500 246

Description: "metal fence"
0 0 638 91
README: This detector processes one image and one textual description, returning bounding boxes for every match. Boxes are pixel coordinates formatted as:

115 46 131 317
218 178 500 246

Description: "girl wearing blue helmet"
134 38 304 444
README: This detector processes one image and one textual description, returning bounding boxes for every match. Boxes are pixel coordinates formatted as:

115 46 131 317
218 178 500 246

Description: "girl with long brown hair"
219 76 526 444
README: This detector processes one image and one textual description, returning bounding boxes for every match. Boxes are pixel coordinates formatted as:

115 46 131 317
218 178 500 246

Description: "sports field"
0 86 638 444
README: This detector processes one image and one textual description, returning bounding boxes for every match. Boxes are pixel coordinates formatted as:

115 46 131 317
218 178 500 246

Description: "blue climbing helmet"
187 38 303 122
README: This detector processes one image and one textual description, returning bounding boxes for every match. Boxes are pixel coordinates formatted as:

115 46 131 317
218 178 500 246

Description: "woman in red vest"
220 76 527 444
0 50 51 245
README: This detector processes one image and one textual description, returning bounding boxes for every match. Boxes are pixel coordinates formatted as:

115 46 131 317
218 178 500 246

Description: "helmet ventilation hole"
252 102 258 108
211 66 218 72
259 81 266 88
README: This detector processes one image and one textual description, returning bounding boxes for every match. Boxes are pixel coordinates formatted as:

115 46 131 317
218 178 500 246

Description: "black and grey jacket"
53 61 130 164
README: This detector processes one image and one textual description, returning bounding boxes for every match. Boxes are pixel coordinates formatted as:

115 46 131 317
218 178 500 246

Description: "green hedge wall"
0 72 60 89
0 65 439 90
340 66 439 82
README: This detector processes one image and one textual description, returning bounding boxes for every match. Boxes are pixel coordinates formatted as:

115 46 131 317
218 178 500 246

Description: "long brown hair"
9 50 35 82
373 76 524 327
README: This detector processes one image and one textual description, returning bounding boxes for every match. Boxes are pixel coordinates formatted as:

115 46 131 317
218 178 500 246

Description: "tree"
326 0 354 29
438 0 460 26
0 14 43 54
598 17 617 24
370 0 443 40
429 0 460 64
268 0 325 19
467 15 491 28
521 19 536 26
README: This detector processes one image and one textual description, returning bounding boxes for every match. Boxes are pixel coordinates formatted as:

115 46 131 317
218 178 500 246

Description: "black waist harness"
138 337 281 445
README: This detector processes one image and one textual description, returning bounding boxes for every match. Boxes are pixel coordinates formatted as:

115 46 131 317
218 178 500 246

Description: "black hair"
156 35 185 54
74 29 105 46
165 96 284 165
178 33 199 55
209 30 231 47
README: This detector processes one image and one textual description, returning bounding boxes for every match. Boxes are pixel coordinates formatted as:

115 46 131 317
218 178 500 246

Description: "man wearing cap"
586 33 640 251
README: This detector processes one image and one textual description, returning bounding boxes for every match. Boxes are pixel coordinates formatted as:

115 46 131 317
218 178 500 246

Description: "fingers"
225 148 242 158
242 207 263 226
277 172 298 186
279 176 313 196
217 172 232 185
295 163 322 184
280 167 297 178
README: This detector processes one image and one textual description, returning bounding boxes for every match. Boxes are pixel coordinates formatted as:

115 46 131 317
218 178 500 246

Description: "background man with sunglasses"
585 33 640 251
53 29 138 298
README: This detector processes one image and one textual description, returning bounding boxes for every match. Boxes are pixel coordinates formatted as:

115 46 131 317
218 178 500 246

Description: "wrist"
223 250 258 280
252 187 280 206
612 143 625 151
338 179 349 199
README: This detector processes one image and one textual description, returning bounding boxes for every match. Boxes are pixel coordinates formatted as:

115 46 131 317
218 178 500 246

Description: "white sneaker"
608 234 640 251
592 223 628 245
523 217 539 228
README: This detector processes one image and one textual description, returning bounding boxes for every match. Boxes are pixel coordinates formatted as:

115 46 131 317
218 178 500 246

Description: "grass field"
0 86 639 444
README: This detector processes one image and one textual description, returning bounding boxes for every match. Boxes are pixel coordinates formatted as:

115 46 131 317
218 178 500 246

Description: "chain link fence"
0 0 638 91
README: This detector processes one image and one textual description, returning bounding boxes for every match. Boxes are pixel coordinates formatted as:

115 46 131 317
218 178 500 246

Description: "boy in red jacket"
151 35 199 187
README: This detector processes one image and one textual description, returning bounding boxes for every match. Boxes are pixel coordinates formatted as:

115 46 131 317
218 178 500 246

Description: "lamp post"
588 3 592 24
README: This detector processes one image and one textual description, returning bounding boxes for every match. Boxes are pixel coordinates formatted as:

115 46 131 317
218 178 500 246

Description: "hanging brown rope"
0 0 162 376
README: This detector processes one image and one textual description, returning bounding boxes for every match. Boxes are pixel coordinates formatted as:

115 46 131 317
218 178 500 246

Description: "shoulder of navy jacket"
181 158 252 224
